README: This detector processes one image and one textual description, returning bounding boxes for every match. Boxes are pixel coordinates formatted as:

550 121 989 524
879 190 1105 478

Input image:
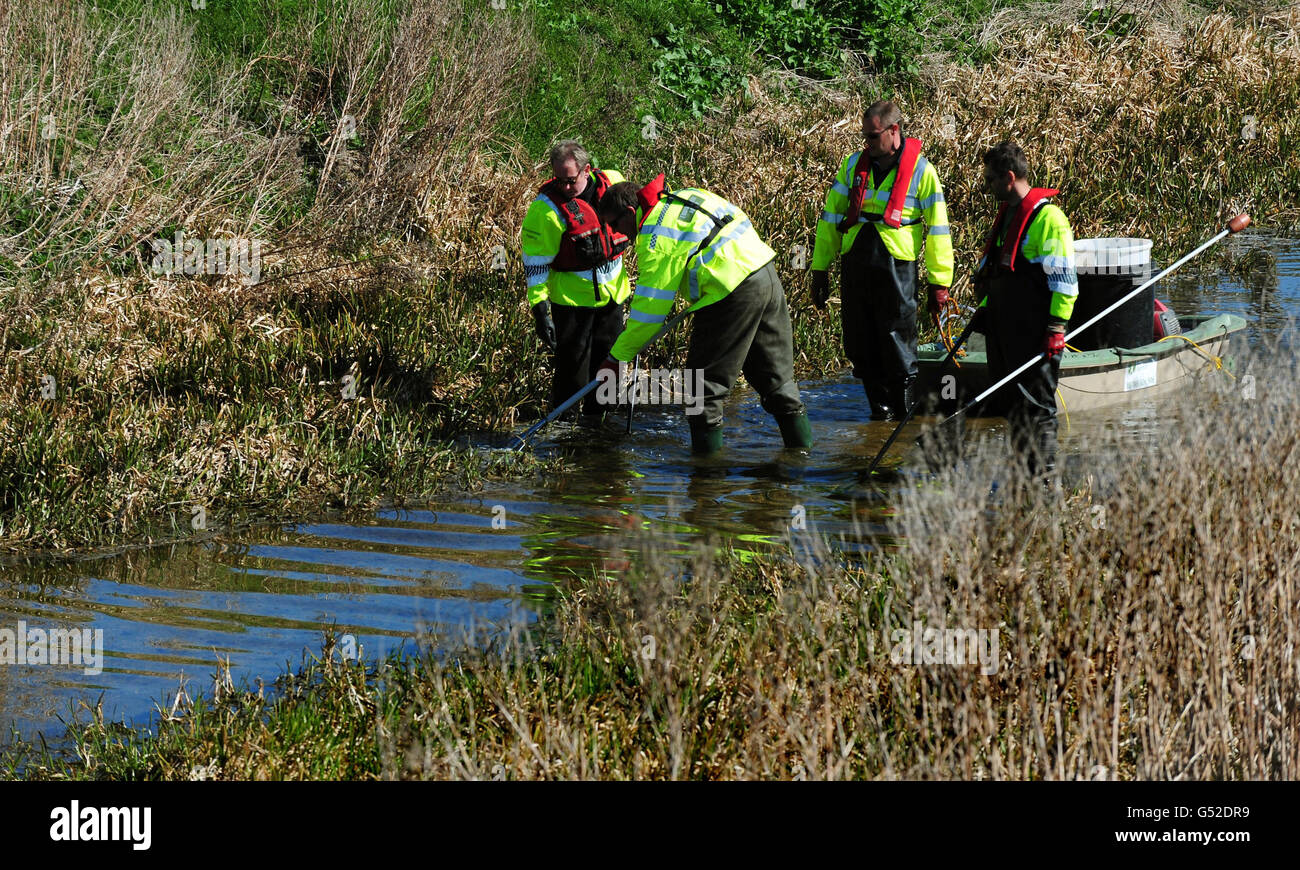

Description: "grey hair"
864 100 902 128
548 139 590 171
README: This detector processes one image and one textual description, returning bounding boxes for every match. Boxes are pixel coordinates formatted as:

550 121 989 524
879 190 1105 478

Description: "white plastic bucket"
1074 237 1153 275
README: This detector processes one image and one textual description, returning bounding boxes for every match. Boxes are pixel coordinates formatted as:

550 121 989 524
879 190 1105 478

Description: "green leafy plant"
1084 4 1140 38
651 22 744 117
717 0 925 76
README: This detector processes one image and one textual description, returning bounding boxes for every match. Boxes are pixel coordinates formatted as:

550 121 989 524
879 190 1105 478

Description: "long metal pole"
515 303 699 449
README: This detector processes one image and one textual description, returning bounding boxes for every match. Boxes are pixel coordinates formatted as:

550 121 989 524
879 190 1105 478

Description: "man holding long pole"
972 140 1078 478
810 100 955 421
596 178 812 455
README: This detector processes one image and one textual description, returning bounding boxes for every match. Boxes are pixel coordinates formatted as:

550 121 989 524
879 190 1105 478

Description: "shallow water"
2 234 1296 746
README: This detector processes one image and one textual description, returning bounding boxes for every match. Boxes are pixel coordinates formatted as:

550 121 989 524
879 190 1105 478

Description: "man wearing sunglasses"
809 101 954 421
520 140 632 420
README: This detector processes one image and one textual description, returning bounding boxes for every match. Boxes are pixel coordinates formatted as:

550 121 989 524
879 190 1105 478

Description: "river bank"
2 0 1299 779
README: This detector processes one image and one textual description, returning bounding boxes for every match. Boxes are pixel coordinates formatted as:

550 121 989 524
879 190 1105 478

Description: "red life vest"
981 188 1059 272
539 168 628 272
843 137 924 231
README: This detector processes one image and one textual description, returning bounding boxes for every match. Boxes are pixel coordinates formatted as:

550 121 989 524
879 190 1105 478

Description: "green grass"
502 0 933 164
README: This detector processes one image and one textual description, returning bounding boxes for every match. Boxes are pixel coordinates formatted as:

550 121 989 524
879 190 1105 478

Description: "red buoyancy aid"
540 168 628 271
843 137 924 231
981 188 1059 272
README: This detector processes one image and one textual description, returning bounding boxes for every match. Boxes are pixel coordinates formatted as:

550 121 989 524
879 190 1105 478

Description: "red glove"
1043 329 1066 360
597 356 619 383
927 284 949 324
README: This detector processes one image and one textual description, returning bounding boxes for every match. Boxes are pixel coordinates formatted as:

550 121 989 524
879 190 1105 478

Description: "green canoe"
916 313 1248 415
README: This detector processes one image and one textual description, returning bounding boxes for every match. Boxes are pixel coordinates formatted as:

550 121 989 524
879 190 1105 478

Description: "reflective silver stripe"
526 268 550 288
523 253 554 266
1031 254 1079 296
820 210 843 224
831 181 850 197
636 284 676 301
918 190 945 210
552 258 621 284
867 189 922 210
629 309 667 324
908 157 929 199
927 225 950 236
687 218 753 300
861 189 922 218
594 259 620 284
641 224 710 243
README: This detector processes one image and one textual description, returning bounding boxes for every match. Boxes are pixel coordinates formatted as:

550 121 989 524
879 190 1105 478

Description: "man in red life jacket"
810 101 954 420
970 141 1078 478
520 140 632 419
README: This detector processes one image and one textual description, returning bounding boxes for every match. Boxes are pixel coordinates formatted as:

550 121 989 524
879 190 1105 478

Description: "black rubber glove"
531 300 556 353
811 270 830 310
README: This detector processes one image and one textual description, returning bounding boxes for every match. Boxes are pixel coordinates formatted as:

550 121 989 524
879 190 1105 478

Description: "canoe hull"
915 314 1247 415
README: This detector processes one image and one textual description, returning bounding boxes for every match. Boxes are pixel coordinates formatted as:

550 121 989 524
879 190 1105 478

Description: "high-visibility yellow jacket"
609 187 774 362
520 168 633 308
978 199 1077 321
811 149 955 286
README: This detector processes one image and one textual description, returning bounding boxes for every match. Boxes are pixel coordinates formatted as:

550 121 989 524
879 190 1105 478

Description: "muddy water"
2 235 1296 746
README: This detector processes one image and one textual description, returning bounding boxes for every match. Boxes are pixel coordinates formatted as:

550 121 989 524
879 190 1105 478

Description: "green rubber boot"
690 424 725 455
777 411 813 448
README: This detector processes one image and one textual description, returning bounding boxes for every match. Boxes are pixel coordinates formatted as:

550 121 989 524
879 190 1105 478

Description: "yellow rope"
1057 387 1070 432
1155 333 1235 379
938 301 968 367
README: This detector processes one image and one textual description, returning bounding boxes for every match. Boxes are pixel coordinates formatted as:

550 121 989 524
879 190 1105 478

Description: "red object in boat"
1153 298 1181 339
